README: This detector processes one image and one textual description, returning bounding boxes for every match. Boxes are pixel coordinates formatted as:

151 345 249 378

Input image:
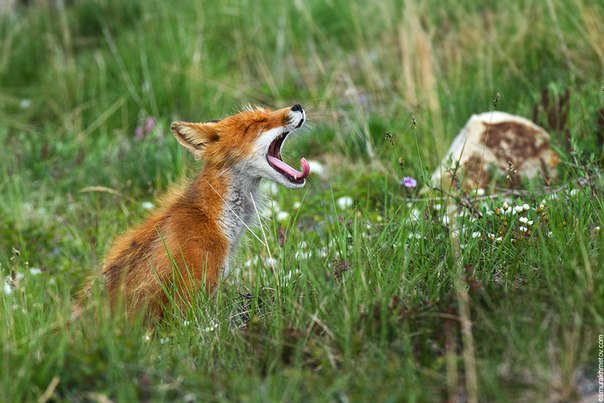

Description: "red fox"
79 104 310 320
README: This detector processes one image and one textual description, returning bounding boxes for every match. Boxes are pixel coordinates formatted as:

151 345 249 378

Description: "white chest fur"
217 170 261 274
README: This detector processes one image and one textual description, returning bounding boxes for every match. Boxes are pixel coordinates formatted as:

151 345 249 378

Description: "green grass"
1 0 603 401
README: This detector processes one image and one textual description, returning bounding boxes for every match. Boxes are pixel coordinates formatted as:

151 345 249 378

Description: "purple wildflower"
144 117 156 133
400 176 417 188
135 126 144 140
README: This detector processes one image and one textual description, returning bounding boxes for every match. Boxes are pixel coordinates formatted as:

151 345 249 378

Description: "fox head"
171 104 310 188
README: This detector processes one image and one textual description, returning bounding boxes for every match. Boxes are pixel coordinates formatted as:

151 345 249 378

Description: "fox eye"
251 118 268 127
244 120 266 134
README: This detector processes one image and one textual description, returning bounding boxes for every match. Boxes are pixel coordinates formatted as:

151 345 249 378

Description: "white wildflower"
269 200 281 213
36 207 47 216
307 160 326 177
471 231 481 238
22 202 33 213
29 267 42 275
141 201 154 210
405 208 421 224
282 269 301 284
276 211 290 222
503 202 510 211
475 188 485 196
202 320 219 333
569 189 579 196
244 256 259 268
336 196 353 210
519 226 528 232
514 205 524 213
183 394 196 403
495 237 503 242
260 181 279 196
433 204 442 211
293 201 301 209
519 216 528 224
264 257 277 267
527 220 533 226
522 203 530 211
3 279 12 295
262 200 281 218
294 251 313 260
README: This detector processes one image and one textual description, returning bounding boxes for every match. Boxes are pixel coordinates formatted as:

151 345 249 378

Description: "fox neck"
192 163 261 255
219 166 261 250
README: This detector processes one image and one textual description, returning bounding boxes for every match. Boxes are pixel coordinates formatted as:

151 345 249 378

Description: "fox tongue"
268 156 311 180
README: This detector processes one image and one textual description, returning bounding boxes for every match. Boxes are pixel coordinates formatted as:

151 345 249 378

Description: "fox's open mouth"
267 131 310 183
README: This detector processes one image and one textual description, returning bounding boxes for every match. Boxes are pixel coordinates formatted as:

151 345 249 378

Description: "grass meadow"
1 0 603 401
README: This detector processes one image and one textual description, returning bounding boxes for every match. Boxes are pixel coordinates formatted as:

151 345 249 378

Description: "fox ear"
170 122 219 160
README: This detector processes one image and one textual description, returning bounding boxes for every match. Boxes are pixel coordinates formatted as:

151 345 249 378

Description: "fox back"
80 104 310 319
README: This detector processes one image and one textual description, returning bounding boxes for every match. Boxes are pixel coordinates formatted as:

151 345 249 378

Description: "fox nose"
291 104 303 113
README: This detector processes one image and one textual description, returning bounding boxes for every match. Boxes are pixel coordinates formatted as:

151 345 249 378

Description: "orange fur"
79 105 308 320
